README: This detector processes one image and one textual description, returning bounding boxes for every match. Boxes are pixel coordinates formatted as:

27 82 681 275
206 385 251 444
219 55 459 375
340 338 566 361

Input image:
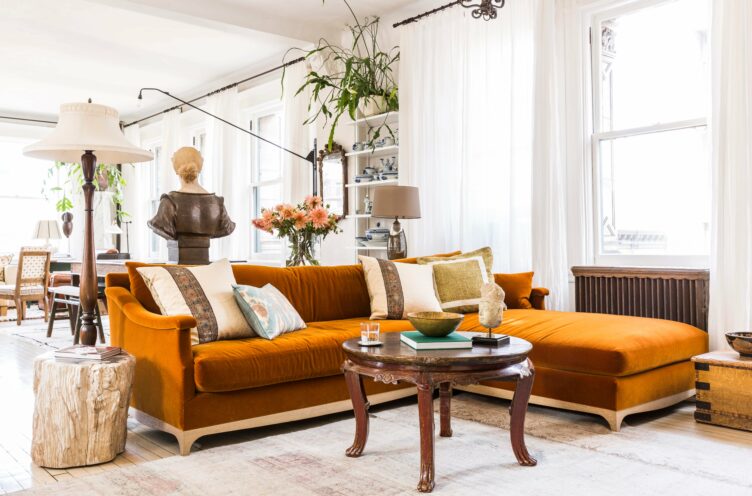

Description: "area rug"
17 395 752 496
8 317 110 350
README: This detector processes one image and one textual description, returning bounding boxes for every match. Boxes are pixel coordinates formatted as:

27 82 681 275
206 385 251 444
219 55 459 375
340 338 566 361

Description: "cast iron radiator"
571 266 709 331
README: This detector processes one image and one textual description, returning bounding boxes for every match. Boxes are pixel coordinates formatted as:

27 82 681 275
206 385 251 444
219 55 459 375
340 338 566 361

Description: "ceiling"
0 0 424 123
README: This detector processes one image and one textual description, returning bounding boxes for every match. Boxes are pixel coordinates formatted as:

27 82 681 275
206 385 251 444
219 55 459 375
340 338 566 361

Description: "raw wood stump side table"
342 333 536 493
32 352 135 468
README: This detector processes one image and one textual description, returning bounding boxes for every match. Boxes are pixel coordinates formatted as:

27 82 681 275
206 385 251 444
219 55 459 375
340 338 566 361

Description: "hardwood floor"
0 318 183 494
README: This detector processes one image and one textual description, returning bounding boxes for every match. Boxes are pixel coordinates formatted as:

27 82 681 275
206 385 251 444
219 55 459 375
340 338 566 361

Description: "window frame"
589 0 710 268
244 102 285 261
142 139 163 260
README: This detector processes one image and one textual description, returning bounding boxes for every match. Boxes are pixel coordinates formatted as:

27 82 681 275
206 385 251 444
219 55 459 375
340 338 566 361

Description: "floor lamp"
24 102 153 346
137 88 319 196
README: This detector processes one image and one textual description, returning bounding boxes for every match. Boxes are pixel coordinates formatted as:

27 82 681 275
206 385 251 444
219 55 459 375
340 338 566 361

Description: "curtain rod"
123 56 305 128
0 115 57 125
393 0 460 28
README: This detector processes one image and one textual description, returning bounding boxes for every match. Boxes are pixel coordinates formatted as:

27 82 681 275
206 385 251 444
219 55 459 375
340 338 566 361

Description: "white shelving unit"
348 111 399 261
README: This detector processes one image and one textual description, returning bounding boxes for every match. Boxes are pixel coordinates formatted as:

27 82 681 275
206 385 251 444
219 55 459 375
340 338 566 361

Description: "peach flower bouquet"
252 195 341 266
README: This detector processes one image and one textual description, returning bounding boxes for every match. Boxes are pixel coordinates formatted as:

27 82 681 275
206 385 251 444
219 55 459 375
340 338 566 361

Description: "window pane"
0 139 50 198
257 114 282 183
599 0 709 131
598 126 710 256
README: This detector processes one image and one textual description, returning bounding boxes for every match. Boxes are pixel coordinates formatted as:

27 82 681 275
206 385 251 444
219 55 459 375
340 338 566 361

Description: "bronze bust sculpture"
148 147 235 264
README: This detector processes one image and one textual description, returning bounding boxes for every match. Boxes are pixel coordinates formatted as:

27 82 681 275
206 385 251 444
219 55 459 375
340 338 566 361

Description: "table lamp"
371 186 421 260
33 220 62 252
24 102 153 346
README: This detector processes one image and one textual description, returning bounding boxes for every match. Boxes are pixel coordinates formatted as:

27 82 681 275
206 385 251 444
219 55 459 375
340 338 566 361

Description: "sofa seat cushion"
192 319 411 393
458 310 708 376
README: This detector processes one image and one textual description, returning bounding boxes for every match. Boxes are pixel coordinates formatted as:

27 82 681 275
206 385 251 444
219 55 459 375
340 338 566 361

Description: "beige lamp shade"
23 102 153 164
371 186 421 219
34 220 62 240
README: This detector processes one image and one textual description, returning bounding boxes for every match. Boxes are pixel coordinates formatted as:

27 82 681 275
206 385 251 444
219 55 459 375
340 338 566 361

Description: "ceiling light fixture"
460 0 506 21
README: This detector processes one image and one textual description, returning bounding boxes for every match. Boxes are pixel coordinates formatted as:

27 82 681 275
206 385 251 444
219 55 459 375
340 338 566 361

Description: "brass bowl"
407 312 464 338
726 332 752 358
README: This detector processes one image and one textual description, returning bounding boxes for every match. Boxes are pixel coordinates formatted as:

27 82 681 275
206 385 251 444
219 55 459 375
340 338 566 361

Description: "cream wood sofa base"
133 387 418 456
457 384 695 432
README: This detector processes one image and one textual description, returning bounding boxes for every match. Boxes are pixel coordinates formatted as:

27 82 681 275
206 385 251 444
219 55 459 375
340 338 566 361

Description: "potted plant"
44 162 129 222
252 196 342 266
284 0 399 150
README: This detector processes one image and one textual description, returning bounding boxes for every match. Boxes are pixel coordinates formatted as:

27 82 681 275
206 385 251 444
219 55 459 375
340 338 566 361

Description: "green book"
400 331 472 350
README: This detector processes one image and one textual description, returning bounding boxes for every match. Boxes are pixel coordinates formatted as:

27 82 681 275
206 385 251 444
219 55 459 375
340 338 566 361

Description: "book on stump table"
54 345 121 361
400 331 472 350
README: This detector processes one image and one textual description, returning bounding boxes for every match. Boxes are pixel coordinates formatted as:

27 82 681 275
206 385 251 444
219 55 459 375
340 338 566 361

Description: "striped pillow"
359 255 442 319
233 284 306 339
136 259 254 345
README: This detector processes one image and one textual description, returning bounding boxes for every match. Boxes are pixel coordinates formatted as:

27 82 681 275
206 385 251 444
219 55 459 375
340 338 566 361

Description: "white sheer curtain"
282 61 314 204
708 0 752 350
122 124 150 259
400 1 570 308
400 3 535 274
205 87 249 261
531 0 570 310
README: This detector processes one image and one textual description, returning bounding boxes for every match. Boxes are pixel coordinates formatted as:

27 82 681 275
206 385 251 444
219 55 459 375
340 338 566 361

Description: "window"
191 130 207 186
249 107 284 258
147 144 162 258
591 0 710 266
0 134 56 253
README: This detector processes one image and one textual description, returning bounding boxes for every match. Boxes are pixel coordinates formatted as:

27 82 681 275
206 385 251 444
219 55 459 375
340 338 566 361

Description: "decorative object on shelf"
725 332 752 358
371 186 421 260
284 0 399 150
252 195 342 266
317 143 348 217
407 311 464 338
460 0 507 21
33 220 62 252
148 147 235 265
61 212 73 238
473 282 510 347
24 101 153 347
363 193 373 215
138 88 320 196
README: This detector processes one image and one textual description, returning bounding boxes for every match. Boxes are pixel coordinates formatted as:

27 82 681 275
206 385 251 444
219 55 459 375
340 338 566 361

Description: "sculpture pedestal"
31 352 135 468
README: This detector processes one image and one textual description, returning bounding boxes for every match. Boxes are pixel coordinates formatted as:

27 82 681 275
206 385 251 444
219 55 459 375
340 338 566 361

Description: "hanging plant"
43 162 129 222
283 0 399 150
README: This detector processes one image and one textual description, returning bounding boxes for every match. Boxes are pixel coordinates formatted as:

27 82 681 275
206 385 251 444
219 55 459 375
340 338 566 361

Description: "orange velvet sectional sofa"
105 261 708 455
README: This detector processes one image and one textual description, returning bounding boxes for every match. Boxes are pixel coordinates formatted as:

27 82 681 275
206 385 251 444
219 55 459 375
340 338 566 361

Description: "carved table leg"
417 382 435 493
510 359 537 466
439 382 452 437
344 369 370 457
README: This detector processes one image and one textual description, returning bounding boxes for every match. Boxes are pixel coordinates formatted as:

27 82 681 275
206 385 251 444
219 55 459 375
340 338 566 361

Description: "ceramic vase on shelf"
358 95 387 117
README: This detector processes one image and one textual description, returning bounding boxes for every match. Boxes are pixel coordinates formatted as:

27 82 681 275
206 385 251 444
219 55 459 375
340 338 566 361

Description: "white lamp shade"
23 102 153 164
34 220 62 240
105 223 123 235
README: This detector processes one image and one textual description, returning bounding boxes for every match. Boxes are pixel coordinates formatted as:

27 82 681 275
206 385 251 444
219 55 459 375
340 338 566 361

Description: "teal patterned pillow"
233 284 306 339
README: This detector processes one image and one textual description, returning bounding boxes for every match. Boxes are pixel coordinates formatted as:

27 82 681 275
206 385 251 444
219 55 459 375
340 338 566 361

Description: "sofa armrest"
105 286 196 429
530 287 550 310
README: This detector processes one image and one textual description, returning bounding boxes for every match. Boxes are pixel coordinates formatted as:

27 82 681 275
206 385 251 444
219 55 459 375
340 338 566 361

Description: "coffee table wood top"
342 332 532 368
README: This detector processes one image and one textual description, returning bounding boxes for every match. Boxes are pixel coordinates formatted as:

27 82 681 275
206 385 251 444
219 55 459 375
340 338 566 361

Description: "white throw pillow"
137 259 254 345
359 255 442 319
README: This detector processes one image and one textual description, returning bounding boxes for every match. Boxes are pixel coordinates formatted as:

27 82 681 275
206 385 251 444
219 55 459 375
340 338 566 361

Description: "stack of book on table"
400 331 473 350
54 345 121 361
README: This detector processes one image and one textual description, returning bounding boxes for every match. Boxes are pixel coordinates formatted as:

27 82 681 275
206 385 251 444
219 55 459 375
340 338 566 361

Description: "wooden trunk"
692 351 752 432
32 352 135 468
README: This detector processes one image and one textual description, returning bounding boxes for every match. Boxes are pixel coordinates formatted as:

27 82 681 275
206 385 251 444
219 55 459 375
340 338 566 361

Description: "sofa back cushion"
231 264 371 322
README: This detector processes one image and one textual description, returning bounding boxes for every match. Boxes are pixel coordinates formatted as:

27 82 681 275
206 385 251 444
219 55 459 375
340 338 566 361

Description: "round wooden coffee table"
342 332 536 493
